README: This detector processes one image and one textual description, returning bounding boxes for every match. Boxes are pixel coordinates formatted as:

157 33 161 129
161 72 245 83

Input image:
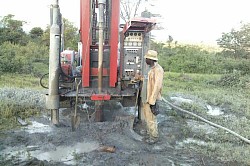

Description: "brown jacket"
147 63 164 105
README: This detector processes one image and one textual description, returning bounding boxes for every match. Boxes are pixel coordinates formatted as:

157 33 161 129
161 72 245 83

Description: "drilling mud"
0 101 243 166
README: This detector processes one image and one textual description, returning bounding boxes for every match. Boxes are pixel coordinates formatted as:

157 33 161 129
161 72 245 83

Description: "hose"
39 72 75 90
40 73 49 89
162 97 250 144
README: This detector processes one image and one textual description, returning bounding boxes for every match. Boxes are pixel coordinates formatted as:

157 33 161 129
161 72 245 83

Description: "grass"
164 72 250 115
0 73 46 130
163 72 250 165
0 101 41 131
0 73 47 89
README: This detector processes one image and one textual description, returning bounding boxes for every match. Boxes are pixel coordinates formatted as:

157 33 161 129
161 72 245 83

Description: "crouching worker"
141 50 164 144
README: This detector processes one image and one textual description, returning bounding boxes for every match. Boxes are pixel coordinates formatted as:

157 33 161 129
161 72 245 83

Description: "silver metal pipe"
98 0 106 3
60 13 64 52
95 0 106 122
98 0 106 93
46 0 61 124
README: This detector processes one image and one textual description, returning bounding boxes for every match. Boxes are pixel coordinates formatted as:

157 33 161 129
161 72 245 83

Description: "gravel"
0 87 46 108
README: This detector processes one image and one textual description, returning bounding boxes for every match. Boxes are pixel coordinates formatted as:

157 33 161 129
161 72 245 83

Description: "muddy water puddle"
170 96 224 116
206 105 224 116
30 141 99 164
1 120 100 165
23 121 53 133
123 106 137 116
1 141 99 165
186 120 217 134
170 96 193 104
177 138 208 147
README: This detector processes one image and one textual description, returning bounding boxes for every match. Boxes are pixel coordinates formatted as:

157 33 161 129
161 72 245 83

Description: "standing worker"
141 50 164 144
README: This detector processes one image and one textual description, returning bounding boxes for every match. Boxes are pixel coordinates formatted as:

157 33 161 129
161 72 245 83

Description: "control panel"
122 31 144 80
124 32 143 48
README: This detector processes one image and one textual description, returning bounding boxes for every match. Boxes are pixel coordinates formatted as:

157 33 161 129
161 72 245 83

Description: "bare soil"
0 102 243 166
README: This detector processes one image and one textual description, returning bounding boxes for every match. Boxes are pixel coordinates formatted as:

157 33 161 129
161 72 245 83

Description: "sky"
1 0 250 45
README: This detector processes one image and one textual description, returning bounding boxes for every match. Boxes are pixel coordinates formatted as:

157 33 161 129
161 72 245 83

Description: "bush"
210 71 250 88
221 59 250 74
160 48 220 74
155 42 250 75
0 41 49 74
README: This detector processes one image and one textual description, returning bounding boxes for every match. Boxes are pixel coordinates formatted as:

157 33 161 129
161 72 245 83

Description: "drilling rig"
44 0 156 126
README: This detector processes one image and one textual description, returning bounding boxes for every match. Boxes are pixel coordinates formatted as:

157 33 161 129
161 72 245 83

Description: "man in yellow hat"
141 49 164 144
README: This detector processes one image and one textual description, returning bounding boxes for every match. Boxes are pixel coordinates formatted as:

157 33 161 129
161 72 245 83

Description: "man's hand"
150 104 159 116
134 73 143 81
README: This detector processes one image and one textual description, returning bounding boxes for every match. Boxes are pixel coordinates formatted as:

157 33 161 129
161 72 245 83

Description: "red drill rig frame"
45 0 156 124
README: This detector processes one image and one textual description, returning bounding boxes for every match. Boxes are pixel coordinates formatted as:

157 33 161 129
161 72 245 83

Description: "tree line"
0 14 78 76
153 22 250 75
1 14 250 76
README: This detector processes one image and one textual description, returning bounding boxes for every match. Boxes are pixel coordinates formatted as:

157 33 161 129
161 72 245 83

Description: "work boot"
145 137 159 145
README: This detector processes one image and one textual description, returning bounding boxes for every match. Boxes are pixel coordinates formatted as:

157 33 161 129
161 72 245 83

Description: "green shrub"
212 71 250 88
155 42 250 75
0 41 49 74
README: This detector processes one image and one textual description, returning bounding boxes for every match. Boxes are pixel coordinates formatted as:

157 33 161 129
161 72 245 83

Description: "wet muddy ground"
0 101 243 166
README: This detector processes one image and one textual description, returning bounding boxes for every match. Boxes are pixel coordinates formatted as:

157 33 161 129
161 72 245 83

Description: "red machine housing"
80 0 119 88
58 0 156 107
60 50 75 76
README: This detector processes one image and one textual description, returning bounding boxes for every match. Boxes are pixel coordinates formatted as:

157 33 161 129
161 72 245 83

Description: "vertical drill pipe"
98 0 105 94
95 101 103 122
95 0 106 122
47 0 61 124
